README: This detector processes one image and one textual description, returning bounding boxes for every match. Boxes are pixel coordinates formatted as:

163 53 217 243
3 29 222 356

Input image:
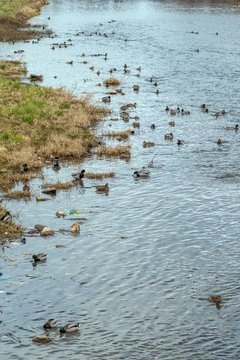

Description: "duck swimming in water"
71 169 85 180
96 183 109 193
43 319 58 330
32 253 47 263
164 133 174 140
133 167 150 178
59 323 80 333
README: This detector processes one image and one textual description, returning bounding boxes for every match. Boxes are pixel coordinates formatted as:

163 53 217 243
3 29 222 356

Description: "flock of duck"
4 13 238 346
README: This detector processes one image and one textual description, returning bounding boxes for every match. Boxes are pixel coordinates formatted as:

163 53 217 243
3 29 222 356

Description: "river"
0 0 240 358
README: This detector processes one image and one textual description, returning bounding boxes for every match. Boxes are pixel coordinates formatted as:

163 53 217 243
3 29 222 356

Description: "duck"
43 319 58 330
235 124 239 131
208 295 222 309
170 109 177 116
213 109 226 117
177 139 184 145
143 141 155 148
71 169 85 180
181 109 191 115
150 124 156 129
19 164 29 173
168 121 175 127
59 323 80 333
217 138 223 145
23 184 30 192
96 183 109 193
132 167 150 178
32 253 47 263
0 211 12 223
165 106 170 111
52 156 60 167
102 96 111 103
164 133 174 140
133 84 140 92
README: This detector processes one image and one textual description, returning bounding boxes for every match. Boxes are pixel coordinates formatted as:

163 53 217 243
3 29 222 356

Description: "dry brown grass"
103 131 130 140
96 145 131 158
0 0 50 41
85 172 115 180
5 189 31 199
0 205 24 240
103 77 121 87
42 181 74 190
0 61 109 191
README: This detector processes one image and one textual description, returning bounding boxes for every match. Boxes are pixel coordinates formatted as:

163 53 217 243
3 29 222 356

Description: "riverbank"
0 0 50 41
0 0 109 240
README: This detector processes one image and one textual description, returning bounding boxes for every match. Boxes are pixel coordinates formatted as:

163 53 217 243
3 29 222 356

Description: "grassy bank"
0 0 50 41
0 61 108 238
0 61 109 191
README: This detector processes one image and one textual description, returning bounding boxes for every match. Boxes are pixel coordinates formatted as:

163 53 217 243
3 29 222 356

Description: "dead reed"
96 145 131 158
85 172 116 180
42 181 74 190
103 131 130 140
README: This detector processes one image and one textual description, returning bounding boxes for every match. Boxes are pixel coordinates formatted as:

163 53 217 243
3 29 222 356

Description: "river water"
0 0 240 359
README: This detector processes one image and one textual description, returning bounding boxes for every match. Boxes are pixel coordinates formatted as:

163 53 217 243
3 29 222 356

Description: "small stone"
70 223 80 234
40 227 54 236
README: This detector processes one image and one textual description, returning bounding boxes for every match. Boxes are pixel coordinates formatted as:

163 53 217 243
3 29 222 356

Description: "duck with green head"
59 323 80 333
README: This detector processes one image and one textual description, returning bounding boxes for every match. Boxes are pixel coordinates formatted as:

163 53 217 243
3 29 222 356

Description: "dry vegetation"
42 181 74 190
0 61 109 191
85 172 116 180
5 190 31 200
96 145 131 159
0 0 50 41
103 130 130 140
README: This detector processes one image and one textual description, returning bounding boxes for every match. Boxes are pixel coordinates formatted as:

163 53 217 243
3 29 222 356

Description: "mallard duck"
213 110 226 117
133 84 140 91
32 253 47 263
102 96 111 103
32 335 52 343
71 169 85 180
59 323 80 333
143 141 155 148
19 164 29 173
181 109 191 115
0 211 12 223
177 139 184 145
164 133 173 140
96 183 109 193
170 109 176 116
23 184 30 192
52 156 60 167
168 121 175 127
133 167 150 178
43 319 58 330
208 295 222 309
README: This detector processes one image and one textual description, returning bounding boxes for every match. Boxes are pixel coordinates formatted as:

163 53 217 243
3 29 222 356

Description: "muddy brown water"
0 0 240 358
